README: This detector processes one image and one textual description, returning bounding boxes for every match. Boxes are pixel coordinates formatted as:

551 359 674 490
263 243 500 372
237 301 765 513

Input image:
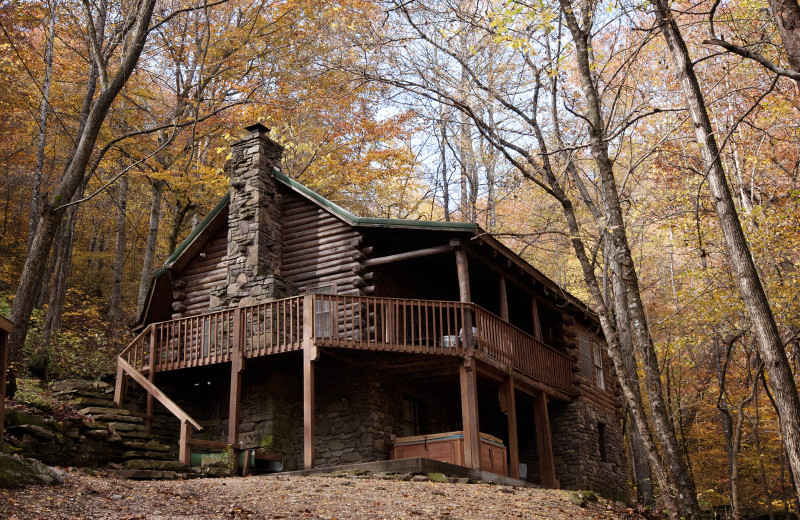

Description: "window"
401 397 420 436
593 342 605 390
579 337 593 380
310 284 335 338
598 422 608 462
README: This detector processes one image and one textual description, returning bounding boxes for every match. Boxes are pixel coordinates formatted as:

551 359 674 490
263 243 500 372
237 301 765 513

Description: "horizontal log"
283 222 353 245
172 266 228 288
285 211 339 229
283 250 361 273
285 215 341 236
288 261 361 281
362 244 454 267
282 238 361 262
283 232 361 254
180 260 228 278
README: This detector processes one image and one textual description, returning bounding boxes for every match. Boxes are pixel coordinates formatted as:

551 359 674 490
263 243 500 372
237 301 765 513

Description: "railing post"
228 309 245 475
459 358 481 469
146 323 156 433
114 360 125 408
302 294 317 469
179 420 192 466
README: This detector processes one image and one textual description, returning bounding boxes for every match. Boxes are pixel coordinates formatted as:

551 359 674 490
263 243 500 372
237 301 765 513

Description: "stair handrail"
115 357 202 431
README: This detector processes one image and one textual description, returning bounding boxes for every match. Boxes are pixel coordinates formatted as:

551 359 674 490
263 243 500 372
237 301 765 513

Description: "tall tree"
652 0 800 499
7 0 158 367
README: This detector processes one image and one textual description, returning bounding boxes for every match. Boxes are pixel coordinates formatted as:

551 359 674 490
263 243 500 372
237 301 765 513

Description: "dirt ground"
0 471 656 520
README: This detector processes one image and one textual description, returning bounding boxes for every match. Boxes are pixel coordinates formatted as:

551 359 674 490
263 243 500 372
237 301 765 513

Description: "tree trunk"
137 178 164 315
767 0 800 75
439 108 450 222
7 0 158 364
41 196 81 347
613 260 654 508
109 174 128 323
28 0 56 250
557 2 701 515
653 0 800 499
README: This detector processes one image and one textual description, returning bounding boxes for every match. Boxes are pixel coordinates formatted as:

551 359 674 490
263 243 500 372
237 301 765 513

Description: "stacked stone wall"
549 398 628 500
211 124 288 310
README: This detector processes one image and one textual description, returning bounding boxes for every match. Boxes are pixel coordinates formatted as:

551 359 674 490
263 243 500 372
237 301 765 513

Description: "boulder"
0 454 64 489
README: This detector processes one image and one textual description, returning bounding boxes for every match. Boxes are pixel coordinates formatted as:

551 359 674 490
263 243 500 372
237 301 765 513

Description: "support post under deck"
459 360 481 469
534 391 558 488
303 294 317 470
228 309 244 474
504 375 520 479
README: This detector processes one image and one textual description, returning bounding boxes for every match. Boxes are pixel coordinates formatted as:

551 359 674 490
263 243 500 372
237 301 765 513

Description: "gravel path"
1 472 651 519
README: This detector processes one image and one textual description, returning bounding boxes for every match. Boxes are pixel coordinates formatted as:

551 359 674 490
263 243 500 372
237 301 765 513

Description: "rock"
427 472 448 483
3 409 46 428
410 475 430 482
84 429 110 440
78 407 130 416
0 454 64 488
124 460 189 471
51 379 111 393
200 454 229 469
9 424 57 442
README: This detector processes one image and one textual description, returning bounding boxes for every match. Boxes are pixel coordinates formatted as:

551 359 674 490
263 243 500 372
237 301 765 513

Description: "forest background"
0 0 799 518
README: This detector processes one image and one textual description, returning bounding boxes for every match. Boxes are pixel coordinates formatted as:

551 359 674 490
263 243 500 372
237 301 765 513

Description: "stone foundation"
549 398 628 500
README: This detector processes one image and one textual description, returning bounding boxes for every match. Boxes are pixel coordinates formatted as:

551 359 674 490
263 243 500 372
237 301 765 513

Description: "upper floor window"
593 342 605 390
579 336 605 390
309 284 335 338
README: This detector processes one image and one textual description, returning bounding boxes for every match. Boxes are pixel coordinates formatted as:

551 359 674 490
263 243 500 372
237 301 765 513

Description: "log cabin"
116 123 628 496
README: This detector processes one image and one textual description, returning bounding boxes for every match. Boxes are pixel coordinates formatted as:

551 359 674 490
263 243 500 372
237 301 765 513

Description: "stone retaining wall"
549 398 628 500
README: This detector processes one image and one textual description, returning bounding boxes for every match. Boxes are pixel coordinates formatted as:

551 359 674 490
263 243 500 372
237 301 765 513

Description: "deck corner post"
114 361 125 408
459 361 480 469
454 247 474 349
303 346 315 469
146 324 157 433
534 391 558 488
228 345 244 473
504 376 520 479
179 420 192 466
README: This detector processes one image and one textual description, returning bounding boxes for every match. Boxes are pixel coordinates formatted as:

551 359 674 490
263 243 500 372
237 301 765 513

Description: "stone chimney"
211 123 287 309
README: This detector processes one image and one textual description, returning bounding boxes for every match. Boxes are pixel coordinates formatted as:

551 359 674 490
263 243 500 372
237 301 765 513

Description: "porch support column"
534 391 558 488
228 309 245 474
454 244 474 348
459 360 481 469
503 375 520 479
303 348 316 469
499 275 509 322
303 294 318 470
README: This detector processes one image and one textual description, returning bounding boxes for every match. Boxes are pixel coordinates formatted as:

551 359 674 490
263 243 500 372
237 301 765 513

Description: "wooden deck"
119 294 573 394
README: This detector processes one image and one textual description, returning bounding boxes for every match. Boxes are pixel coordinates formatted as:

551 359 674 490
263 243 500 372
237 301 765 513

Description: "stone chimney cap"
245 122 270 135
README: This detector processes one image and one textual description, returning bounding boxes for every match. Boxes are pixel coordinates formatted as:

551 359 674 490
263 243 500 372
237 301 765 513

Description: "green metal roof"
153 170 476 280
273 169 478 231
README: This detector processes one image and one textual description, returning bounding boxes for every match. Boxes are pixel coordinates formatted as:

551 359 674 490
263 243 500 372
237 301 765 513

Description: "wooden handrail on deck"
119 294 573 394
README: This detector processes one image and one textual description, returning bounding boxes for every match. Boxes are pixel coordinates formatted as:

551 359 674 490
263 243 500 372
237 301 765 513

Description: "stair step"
122 450 174 461
124 459 190 471
78 406 129 416
112 469 203 480
91 414 144 424
69 397 117 408
121 440 172 452
108 422 146 432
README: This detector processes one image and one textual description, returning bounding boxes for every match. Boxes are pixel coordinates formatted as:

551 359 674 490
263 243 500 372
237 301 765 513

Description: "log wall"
170 225 228 319
280 192 366 296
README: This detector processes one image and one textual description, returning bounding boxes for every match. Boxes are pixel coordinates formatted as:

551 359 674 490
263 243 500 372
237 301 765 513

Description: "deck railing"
474 307 573 393
310 295 470 356
120 294 573 393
